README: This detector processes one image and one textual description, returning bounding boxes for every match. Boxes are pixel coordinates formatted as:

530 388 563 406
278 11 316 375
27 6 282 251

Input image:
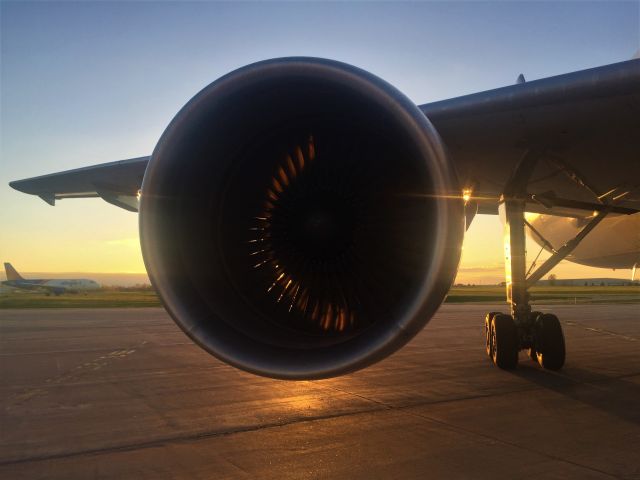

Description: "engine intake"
140 57 463 379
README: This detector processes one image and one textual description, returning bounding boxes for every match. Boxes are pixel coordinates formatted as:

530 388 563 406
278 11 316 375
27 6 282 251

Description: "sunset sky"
1 1 638 284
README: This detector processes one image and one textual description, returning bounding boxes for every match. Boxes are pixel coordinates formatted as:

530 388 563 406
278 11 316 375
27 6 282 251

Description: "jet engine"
139 57 464 379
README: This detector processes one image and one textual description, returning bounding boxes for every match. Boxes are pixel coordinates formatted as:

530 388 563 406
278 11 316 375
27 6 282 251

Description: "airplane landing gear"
486 310 566 370
484 149 619 371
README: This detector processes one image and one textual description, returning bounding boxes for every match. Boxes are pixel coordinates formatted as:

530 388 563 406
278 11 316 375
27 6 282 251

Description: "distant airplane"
9 57 640 379
2 263 100 295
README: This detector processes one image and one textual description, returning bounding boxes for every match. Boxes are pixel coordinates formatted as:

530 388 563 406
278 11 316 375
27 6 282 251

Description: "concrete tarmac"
1 304 638 479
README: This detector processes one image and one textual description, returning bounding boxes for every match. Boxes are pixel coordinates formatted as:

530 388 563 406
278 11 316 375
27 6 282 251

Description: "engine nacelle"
139 57 463 379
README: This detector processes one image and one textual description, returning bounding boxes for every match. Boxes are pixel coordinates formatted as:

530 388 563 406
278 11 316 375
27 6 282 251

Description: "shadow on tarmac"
511 363 640 426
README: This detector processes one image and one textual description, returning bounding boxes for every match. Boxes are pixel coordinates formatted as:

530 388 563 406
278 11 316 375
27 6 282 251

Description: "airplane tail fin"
4 263 24 281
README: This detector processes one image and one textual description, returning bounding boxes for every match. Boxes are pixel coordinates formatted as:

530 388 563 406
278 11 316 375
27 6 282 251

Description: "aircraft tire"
535 313 565 371
485 312 500 357
491 314 518 369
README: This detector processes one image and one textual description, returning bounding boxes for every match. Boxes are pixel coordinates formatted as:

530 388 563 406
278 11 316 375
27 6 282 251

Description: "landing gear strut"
485 149 614 370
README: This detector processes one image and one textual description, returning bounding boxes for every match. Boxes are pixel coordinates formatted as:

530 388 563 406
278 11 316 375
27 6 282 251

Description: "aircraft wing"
422 59 640 216
10 59 640 216
9 156 149 212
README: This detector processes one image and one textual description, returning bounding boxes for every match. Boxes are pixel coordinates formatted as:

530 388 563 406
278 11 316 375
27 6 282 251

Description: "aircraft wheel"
491 314 519 369
535 313 565 370
485 312 500 357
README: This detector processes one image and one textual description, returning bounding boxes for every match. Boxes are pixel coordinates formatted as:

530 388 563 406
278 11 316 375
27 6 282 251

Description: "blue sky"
1 1 638 281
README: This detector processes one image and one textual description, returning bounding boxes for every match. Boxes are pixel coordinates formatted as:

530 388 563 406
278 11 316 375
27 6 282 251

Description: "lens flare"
462 188 472 204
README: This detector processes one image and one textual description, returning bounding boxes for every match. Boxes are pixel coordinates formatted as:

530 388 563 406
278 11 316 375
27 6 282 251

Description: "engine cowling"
139 57 464 379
